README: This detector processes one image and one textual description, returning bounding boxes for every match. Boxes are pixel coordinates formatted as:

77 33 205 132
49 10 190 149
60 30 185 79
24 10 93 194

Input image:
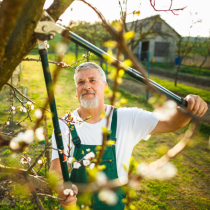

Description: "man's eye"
78 81 83 84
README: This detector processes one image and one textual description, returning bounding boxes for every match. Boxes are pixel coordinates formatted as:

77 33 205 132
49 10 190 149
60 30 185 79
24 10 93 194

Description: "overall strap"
108 108 117 142
71 124 81 148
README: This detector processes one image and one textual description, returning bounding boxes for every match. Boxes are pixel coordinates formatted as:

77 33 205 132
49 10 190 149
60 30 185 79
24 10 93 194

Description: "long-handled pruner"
35 11 188 106
34 10 188 180
34 11 70 183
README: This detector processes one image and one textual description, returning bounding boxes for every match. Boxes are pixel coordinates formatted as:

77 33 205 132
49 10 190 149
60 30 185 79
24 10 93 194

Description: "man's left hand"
185 94 208 117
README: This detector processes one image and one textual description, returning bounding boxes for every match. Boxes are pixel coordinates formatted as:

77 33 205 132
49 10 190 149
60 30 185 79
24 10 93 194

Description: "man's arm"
49 158 78 208
151 94 208 134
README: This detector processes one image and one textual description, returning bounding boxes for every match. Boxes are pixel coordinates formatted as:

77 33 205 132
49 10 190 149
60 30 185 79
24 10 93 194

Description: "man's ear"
104 82 108 88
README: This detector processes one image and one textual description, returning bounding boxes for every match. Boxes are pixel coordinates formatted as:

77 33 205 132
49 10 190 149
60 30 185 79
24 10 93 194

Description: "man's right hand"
58 184 78 209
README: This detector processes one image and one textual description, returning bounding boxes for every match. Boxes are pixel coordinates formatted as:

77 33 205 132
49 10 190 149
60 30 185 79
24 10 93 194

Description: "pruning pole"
38 41 70 183
66 30 187 106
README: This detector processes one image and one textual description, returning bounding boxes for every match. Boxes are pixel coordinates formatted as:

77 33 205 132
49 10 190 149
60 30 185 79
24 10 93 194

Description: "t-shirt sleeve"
132 108 158 145
51 120 69 161
118 107 158 146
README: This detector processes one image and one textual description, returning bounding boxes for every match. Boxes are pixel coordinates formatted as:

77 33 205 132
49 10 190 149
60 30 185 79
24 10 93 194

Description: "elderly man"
50 62 208 209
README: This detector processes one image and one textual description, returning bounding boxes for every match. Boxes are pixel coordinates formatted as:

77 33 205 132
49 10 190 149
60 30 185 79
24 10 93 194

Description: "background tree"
71 21 112 48
174 36 198 86
196 38 210 72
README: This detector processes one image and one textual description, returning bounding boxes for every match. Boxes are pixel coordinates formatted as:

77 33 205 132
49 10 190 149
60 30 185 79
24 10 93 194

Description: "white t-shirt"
51 105 158 184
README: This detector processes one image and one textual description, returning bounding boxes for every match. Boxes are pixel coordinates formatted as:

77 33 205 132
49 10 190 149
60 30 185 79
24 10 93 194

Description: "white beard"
80 92 99 109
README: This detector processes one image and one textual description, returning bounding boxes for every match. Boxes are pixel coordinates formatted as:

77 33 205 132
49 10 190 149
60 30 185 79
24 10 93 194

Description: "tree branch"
46 0 74 21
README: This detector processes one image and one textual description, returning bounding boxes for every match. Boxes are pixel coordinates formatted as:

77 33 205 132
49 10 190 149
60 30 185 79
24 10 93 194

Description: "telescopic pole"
38 41 70 182
65 30 187 107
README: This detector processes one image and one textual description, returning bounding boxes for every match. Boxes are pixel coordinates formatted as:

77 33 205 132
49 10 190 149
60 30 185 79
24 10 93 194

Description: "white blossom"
31 104 34 110
6 121 10 125
98 189 118 206
35 109 42 119
72 113 83 127
12 130 34 144
11 106 16 111
23 107 27 112
83 159 90 166
89 163 95 169
73 162 81 169
27 101 32 105
20 106 27 112
84 151 95 160
63 189 74 196
20 157 31 164
86 148 91 152
68 157 74 164
44 41 50 49
38 159 43 165
81 205 84 209
96 171 107 186
154 100 177 121
137 162 177 180
12 132 24 143
23 130 34 144
55 42 68 55
35 127 45 140
82 54 86 58
9 140 21 150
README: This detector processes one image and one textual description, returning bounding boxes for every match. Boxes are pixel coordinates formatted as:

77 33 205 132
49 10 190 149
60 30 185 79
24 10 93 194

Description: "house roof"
126 15 181 38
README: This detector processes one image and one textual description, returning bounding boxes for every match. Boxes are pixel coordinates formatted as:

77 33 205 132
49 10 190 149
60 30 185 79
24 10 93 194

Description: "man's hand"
185 94 208 117
58 184 78 209
151 94 208 134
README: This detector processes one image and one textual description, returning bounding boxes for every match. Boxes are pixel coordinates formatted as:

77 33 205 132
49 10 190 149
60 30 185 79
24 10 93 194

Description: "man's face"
75 68 107 109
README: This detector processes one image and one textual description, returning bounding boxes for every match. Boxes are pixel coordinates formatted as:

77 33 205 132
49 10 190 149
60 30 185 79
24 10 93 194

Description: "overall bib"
61 109 125 210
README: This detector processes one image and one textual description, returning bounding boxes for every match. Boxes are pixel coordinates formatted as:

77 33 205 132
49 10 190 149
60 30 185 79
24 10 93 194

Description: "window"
154 42 170 57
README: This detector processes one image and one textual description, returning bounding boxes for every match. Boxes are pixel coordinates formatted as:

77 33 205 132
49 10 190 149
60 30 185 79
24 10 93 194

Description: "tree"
71 21 112 48
174 36 198 86
196 38 210 72
0 0 74 91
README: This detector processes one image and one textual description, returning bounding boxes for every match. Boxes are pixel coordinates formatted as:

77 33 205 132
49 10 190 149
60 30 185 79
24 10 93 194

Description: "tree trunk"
199 55 207 73
0 0 74 91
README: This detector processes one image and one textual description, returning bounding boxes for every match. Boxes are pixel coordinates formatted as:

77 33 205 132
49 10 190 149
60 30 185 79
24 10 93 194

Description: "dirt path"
120 75 210 123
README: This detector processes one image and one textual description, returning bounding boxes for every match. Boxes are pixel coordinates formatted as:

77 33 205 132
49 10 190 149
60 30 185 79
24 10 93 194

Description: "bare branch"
149 0 186 15
46 0 74 21
27 144 51 174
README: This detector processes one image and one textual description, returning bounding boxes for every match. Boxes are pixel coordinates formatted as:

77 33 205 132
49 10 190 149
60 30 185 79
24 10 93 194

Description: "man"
50 62 208 209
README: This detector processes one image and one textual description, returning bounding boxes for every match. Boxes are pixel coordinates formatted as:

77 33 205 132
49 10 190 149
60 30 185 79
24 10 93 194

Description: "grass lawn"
0 53 210 209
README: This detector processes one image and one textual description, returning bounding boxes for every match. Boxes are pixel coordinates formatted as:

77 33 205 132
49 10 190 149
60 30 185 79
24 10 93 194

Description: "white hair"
74 62 106 84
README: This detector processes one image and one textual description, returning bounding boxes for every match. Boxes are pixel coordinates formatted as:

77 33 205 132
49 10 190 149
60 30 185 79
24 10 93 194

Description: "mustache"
81 90 96 96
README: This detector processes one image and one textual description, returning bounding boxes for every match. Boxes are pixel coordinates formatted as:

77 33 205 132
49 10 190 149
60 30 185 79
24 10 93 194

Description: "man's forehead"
76 68 100 80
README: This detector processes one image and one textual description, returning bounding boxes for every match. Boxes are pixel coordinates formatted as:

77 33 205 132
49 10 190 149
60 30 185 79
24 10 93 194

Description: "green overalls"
61 108 126 210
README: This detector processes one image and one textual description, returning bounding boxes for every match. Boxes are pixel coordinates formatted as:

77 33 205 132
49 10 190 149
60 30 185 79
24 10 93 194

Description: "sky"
44 0 210 37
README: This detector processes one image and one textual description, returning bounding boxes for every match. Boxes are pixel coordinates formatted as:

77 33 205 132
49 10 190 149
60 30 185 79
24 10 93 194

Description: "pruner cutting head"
34 11 63 41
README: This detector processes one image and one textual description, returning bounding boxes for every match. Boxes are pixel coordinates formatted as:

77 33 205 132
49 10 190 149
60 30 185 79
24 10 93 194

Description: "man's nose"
84 81 91 89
